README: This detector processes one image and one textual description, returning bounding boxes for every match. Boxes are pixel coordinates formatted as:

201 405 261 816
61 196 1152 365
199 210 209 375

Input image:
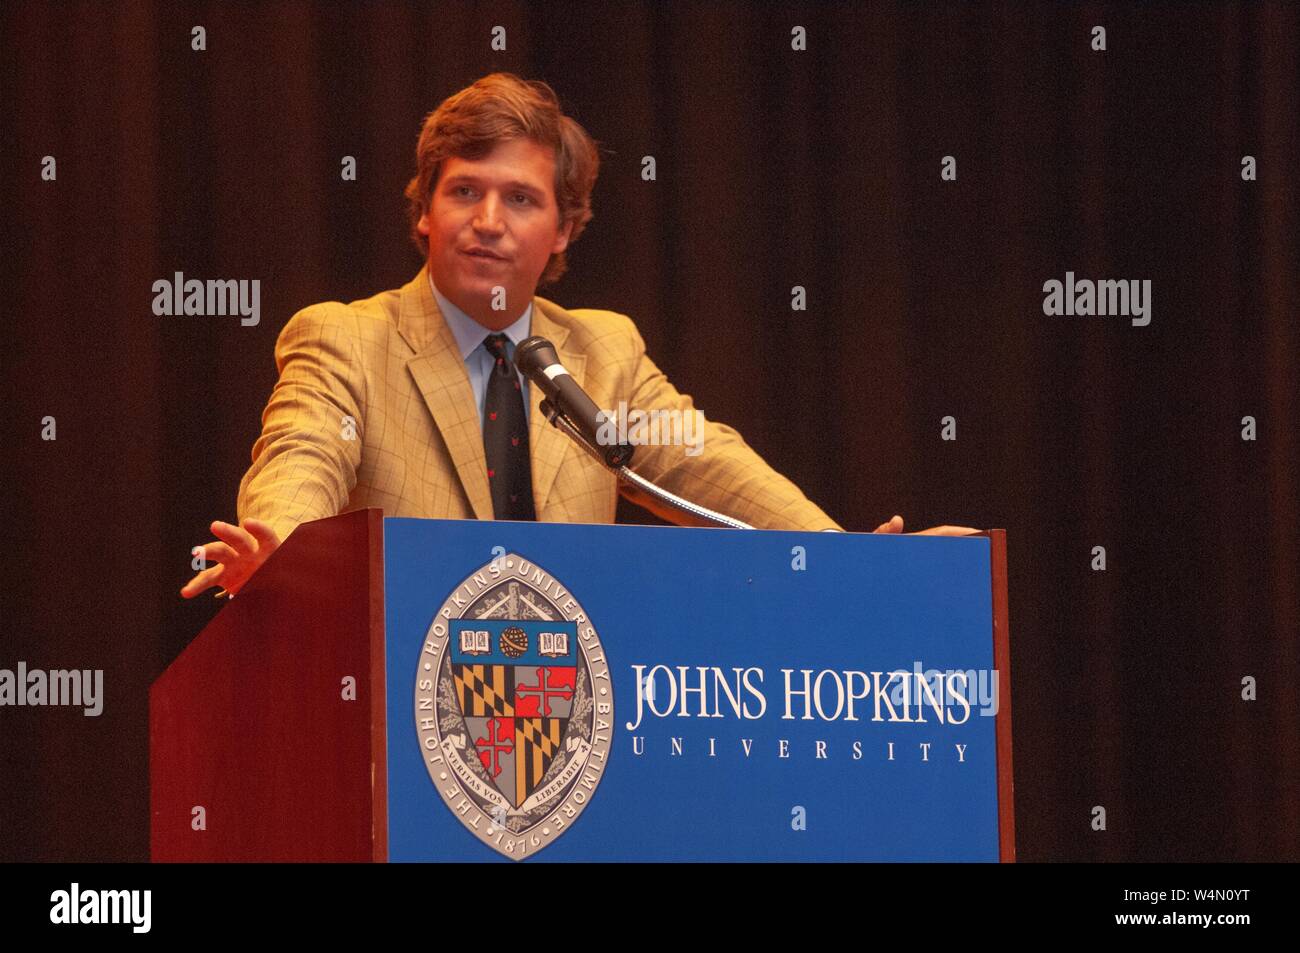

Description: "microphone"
515 336 634 467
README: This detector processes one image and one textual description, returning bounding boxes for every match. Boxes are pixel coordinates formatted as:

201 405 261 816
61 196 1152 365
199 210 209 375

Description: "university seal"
413 553 613 860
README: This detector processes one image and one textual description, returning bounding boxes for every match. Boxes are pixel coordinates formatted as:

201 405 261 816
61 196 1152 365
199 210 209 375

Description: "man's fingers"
910 525 981 536
180 563 226 599
871 516 979 536
242 518 280 548
197 541 241 565
211 520 257 556
873 515 904 534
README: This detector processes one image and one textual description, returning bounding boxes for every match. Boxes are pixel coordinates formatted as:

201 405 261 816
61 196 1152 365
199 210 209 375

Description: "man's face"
419 137 573 330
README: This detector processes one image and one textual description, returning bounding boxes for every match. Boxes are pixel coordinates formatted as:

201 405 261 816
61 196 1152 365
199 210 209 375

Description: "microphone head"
514 336 560 380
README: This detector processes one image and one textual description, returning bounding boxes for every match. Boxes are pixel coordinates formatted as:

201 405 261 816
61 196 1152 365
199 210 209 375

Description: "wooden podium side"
151 509 387 861
982 529 1016 862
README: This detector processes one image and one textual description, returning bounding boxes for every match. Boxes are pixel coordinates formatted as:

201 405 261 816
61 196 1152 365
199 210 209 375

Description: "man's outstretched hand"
180 518 281 599
873 514 980 536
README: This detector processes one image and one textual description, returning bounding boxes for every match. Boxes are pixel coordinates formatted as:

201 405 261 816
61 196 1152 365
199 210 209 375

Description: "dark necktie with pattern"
481 333 536 520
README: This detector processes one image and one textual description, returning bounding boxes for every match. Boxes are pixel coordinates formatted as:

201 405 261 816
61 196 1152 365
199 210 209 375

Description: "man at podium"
182 73 972 600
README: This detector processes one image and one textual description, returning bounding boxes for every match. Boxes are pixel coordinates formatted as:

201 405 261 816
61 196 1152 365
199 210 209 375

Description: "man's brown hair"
404 73 600 286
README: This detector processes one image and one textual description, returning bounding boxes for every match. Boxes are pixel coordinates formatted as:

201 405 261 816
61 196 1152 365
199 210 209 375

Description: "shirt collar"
429 273 533 361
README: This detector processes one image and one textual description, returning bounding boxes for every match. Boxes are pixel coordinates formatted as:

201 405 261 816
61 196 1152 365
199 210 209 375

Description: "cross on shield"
474 717 514 779
514 666 576 717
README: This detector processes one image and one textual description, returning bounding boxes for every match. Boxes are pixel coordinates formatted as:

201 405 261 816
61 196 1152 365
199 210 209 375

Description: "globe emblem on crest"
499 625 528 658
414 554 613 860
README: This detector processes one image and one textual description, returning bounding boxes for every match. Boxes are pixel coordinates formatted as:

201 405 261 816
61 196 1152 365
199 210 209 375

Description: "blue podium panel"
384 518 1000 862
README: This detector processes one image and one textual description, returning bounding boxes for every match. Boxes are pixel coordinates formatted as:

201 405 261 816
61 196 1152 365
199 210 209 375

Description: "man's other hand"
180 518 281 599
873 515 980 536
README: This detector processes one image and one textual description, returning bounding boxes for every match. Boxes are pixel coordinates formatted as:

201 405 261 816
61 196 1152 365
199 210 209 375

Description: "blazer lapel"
400 269 494 521
528 298 586 517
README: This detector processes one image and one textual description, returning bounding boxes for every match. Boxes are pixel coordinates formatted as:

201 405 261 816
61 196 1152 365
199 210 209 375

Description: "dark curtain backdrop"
1 1 1295 862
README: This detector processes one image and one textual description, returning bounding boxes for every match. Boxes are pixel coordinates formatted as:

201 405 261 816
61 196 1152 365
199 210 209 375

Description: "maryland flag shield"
452 625 578 808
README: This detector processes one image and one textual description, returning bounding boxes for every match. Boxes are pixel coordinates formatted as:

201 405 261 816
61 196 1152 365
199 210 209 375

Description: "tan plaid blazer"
236 266 841 542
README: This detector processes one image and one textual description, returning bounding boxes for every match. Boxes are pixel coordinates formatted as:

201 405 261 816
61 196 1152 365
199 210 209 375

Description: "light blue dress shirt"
429 275 532 428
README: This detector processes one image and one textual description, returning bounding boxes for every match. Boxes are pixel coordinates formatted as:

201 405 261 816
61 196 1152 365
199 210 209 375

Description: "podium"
152 510 1014 862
